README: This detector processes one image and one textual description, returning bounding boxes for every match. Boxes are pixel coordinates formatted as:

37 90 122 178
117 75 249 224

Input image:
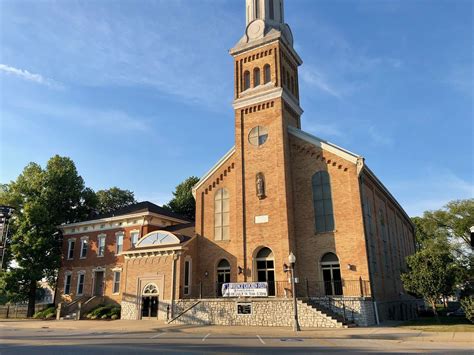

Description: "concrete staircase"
299 299 356 328
59 296 101 320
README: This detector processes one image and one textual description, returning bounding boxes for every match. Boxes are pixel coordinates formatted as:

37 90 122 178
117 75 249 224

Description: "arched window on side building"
214 188 230 241
312 171 335 233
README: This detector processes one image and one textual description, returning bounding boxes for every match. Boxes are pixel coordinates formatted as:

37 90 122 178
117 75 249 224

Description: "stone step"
298 299 353 327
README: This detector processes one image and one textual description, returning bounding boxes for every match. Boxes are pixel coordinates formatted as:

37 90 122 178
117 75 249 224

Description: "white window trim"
76 271 86 296
112 270 121 294
115 232 124 255
64 272 72 295
129 229 140 248
183 256 192 296
80 236 89 259
67 239 75 260
97 234 106 257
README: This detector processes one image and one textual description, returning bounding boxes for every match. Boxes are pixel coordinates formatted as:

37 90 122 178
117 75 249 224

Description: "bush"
460 296 474 323
86 304 120 320
33 306 56 319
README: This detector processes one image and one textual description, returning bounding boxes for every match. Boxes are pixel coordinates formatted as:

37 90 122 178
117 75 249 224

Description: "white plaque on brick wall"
255 215 269 224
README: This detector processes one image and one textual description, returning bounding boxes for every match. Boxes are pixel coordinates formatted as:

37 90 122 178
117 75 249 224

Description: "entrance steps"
299 299 356 328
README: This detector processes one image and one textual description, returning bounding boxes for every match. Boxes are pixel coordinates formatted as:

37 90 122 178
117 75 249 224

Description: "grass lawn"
398 316 474 332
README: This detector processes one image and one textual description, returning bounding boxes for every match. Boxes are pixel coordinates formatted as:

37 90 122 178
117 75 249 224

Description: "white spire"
245 0 284 26
232 0 297 55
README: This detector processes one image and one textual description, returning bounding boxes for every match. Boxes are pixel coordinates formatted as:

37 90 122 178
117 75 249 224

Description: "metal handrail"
167 301 201 324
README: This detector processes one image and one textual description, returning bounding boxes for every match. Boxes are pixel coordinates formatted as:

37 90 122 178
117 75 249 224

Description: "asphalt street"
0 322 472 354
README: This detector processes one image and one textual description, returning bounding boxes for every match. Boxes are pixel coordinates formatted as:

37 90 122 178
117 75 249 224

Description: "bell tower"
231 0 303 128
231 0 302 282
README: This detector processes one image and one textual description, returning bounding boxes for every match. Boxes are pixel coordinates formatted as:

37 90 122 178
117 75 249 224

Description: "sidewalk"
1 319 473 343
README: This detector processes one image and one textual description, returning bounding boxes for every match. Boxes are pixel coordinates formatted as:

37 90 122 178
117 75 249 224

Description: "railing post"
6 304 9 319
56 303 62 320
77 302 82 320
199 282 202 299
343 302 346 322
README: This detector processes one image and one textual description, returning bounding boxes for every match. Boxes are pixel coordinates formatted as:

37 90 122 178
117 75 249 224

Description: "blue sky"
0 0 472 216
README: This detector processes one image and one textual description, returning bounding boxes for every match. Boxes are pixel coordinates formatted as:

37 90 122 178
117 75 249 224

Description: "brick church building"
56 0 416 326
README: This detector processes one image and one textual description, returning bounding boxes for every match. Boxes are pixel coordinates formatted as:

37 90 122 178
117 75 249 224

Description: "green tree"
401 238 462 315
424 199 474 248
95 187 136 214
164 176 199 220
0 156 91 316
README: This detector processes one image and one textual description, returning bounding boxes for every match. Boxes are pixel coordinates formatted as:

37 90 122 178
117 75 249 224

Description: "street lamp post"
288 252 301 332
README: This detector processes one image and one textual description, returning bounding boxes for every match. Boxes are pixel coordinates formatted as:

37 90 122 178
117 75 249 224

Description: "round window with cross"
248 126 268 147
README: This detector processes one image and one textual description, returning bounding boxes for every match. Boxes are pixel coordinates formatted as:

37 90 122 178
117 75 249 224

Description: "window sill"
97 255 104 258
80 257 87 259
214 239 231 243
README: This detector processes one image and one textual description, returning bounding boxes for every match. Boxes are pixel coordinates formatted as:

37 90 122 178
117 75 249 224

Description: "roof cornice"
288 125 361 164
59 211 188 230
192 147 236 198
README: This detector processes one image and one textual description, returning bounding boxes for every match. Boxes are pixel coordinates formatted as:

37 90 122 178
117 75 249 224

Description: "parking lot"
0 320 473 354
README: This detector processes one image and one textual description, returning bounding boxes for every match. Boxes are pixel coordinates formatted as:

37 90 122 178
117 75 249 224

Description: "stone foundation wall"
172 298 343 328
376 299 420 322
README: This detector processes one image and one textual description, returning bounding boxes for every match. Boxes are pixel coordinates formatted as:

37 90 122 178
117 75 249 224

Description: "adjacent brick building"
56 0 416 326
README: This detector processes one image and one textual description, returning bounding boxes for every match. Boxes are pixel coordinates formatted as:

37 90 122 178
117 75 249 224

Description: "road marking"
257 335 266 344
202 333 211 342
151 332 164 339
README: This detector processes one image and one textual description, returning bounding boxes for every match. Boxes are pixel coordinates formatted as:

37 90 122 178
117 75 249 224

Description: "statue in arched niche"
256 172 265 199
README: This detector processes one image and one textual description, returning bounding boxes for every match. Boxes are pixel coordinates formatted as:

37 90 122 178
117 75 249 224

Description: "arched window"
320 253 342 295
263 64 271 84
255 247 275 296
312 171 335 233
243 71 250 91
253 67 261 87
142 283 158 295
290 77 295 94
214 188 230 241
217 259 231 296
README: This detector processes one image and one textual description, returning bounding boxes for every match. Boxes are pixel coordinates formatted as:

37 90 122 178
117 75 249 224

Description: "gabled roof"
287 125 361 164
192 147 235 197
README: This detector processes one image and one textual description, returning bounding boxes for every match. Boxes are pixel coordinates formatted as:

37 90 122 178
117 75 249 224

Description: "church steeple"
231 0 303 121
246 0 284 26
233 0 295 50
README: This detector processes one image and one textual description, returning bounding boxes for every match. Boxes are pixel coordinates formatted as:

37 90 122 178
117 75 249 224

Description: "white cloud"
367 125 394 147
9 99 149 133
387 169 474 217
0 63 61 88
300 67 342 99
304 120 345 138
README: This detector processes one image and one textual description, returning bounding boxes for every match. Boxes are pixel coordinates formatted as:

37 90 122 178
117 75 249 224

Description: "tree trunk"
27 279 37 318
431 300 437 316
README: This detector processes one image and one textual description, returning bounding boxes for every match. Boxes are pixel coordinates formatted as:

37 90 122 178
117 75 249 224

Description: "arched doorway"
321 253 343 296
255 247 275 296
141 283 159 319
217 259 231 297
